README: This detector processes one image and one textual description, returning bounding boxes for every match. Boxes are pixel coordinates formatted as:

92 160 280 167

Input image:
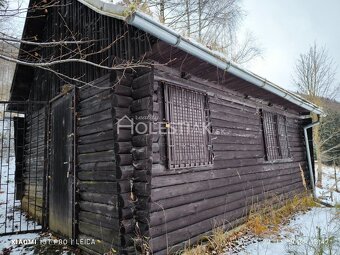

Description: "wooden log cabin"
9 0 322 254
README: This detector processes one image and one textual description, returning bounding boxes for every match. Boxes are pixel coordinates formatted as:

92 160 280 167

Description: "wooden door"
49 93 74 237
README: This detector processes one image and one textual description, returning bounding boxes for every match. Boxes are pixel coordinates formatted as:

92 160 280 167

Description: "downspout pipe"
303 118 320 198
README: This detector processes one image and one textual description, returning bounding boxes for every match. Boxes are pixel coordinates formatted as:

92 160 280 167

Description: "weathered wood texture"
49 93 74 237
105 68 154 254
147 41 311 115
16 0 154 103
77 74 121 254
130 68 154 253
22 107 46 224
111 71 135 254
150 67 310 254
77 71 152 254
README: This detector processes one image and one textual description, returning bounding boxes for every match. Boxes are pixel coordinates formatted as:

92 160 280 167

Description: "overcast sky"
239 0 340 96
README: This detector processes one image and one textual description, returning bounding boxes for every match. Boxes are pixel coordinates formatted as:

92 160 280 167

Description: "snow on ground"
232 207 339 255
315 164 340 206
101 0 125 4
0 157 38 234
0 232 77 254
0 232 39 254
223 164 340 255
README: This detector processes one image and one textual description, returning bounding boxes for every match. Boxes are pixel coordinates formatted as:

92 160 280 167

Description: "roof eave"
41 0 324 115
126 11 323 115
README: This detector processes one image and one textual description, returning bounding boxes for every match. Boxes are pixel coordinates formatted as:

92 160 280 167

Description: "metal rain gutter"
126 11 323 115
303 120 320 198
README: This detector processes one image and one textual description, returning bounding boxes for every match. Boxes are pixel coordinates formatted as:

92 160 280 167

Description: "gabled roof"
12 0 323 115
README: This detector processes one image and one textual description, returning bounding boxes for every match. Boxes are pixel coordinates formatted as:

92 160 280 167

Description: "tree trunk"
313 114 323 188
334 161 339 192
185 0 190 36
198 0 202 41
159 0 165 23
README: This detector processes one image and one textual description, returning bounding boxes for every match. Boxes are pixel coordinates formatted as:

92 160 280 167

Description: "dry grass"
246 194 317 237
181 245 208 255
206 227 229 252
180 194 317 255
181 226 247 255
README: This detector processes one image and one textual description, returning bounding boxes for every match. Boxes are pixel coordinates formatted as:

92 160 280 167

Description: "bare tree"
214 31 262 65
294 43 339 101
0 0 6 8
141 0 262 65
293 43 340 187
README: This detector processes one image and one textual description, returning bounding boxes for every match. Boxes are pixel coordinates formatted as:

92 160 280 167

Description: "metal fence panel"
0 102 47 235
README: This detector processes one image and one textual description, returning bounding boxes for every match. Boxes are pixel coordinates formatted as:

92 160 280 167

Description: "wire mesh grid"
0 102 47 235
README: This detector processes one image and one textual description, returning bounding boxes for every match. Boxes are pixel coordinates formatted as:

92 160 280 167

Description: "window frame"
261 110 291 162
163 82 213 170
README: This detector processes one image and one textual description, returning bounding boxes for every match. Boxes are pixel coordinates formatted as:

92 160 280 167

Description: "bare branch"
0 53 149 71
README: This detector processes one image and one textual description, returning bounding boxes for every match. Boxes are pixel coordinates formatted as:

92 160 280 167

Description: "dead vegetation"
246 194 316 236
180 193 317 255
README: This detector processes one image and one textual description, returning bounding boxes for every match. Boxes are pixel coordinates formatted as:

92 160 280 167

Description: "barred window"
164 83 213 169
261 111 291 161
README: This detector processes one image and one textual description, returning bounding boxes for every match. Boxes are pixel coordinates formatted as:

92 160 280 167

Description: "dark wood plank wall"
149 67 309 254
27 0 153 102
106 68 154 254
17 1 155 252
18 0 154 252
111 70 135 254
130 69 154 253
77 74 121 254
13 117 25 200
22 107 46 223
76 70 151 254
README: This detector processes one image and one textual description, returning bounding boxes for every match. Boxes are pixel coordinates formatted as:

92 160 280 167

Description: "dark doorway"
49 93 74 238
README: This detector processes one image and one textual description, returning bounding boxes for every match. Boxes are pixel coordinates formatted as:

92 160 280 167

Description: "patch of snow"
231 208 340 255
316 187 340 206
0 232 39 254
100 0 122 4
0 232 76 254
223 165 340 255
316 164 340 206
